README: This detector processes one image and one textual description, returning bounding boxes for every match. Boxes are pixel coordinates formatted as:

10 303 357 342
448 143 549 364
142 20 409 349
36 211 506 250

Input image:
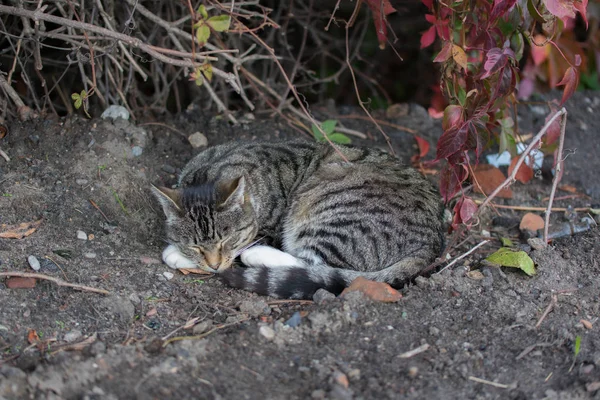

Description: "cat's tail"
220 246 425 299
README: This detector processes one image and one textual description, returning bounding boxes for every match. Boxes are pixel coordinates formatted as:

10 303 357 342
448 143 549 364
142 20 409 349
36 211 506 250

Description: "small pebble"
161 164 177 174
527 238 547 250
188 132 208 148
259 325 275 340
63 330 82 343
77 230 87 241
27 255 41 271
313 288 336 304
84 252 97 259
163 271 174 280
76 179 89 185
88 234 95 240
192 320 213 335
131 146 143 157
481 229 491 237
101 105 130 120
284 311 302 328
408 366 419 378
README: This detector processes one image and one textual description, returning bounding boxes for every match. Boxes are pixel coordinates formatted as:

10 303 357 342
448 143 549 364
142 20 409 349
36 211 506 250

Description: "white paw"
162 245 197 269
240 245 302 268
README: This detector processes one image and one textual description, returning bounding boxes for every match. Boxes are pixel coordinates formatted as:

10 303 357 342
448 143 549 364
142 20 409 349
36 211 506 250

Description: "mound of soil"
1 92 599 399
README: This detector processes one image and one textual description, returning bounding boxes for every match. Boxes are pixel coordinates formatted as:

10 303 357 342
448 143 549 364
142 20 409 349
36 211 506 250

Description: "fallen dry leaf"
558 185 579 194
146 308 158 317
0 219 43 239
508 156 534 184
341 277 402 302
471 165 513 198
333 371 349 388
587 382 600 392
519 213 545 232
178 268 213 275
5 277 37 289
581 319 593 329
27 329 40 344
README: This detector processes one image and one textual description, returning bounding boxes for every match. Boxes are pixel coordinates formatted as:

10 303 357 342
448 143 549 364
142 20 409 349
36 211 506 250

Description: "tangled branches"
0 0 411 135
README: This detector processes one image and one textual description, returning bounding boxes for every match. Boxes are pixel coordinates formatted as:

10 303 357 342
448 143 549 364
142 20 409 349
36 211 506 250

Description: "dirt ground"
1 92 599 400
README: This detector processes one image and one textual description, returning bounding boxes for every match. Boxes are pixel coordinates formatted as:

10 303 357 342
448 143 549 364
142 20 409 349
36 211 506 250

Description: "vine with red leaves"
417 0 589 228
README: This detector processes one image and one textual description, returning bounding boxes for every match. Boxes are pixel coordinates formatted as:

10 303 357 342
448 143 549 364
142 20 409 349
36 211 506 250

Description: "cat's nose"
203 251 221 270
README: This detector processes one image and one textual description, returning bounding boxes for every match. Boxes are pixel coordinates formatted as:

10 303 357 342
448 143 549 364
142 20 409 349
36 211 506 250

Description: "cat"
152 140 445 299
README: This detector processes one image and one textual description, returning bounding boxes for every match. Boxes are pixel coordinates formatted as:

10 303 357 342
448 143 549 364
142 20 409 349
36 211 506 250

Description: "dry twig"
0 272 109 295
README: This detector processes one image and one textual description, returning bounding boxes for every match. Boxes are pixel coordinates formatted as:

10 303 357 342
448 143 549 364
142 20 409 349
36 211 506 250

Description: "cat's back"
178 140 319 187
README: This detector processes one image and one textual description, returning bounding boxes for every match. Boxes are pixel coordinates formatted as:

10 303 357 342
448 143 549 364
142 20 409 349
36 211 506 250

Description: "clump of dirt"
1 92 599 399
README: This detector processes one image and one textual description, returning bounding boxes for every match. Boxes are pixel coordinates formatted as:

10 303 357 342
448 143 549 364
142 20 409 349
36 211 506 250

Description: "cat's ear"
216 176 248 208
151 185 183 219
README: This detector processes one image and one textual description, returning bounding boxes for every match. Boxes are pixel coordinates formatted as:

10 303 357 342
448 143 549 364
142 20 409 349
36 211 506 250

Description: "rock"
101 295 135 322
332 371 349 388
259 325 275 340
27 255 40 271
75 179 88 185
528 237 547 250
408 366 419 378
192 320 213 335
239 299 271 317
284 312 302 328
161 164 177 174
188 132 208 148
163 271 174 280
341 277 402 303
131 146 143 157
101 105 130 120
63 330 82 343
77 230 87 240
84 252 96 259
429 327 440 336
311 389 327 399
313 288 336 304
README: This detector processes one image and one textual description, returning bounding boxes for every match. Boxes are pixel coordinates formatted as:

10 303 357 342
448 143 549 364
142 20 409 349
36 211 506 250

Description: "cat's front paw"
162 245 197 269
240 245 302 268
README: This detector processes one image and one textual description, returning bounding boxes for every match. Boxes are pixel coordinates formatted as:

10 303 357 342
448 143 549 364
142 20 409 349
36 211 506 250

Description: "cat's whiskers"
234 236 265 258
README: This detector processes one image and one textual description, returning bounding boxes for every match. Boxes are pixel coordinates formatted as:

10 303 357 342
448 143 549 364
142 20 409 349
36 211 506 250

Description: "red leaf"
442 105 464 131
421 0 434 8
557 66 579 106
490 0 517 20
544 0 576 21
365 0 396 49
439 162 468 203
531 36 550 66
481 48 508 79
544 106 562 145
508 156 534 183
574 0 588 28
415 136 430 158
459 197 478 224
434 42 453 62
436 124 468 160
420 25 437 49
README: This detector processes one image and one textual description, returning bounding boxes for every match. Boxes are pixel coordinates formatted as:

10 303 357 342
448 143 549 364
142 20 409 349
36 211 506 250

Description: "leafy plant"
71 90 91 118
311 120 352 144
194 5 231 46
420 0 589 227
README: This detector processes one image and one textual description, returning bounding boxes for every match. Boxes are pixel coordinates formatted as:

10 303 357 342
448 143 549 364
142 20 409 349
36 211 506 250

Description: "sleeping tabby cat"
152 140 444 299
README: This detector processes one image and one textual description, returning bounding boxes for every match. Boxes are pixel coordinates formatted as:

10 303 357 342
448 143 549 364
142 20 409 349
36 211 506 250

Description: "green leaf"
485 248 536 276
328 133 352 144
500 237 514 247
207 15 231 32
197 4 208 20
311 124 324 141
574 336 581 357
71 93 82 109
200 63 213 81
196 23 210 45
590 208 600 215
321 120 338 134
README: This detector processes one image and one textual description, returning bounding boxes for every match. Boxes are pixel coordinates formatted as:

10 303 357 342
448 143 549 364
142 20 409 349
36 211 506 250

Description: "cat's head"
151 176 258 272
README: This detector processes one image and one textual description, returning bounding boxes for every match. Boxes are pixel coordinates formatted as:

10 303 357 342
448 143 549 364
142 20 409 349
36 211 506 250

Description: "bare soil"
1 92 599 400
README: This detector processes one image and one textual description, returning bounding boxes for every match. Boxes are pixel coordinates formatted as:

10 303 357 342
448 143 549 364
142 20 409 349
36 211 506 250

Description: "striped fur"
153 140 444 299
